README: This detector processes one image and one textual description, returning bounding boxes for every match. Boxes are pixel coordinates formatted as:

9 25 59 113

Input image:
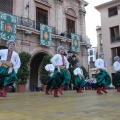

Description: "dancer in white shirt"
113 56 120 92
0 40 21 97
73 62 85 93
94 53 111 94
51 46 70 97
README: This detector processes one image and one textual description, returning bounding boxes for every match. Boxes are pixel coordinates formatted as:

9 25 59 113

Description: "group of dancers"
45 46 120 97
0 40 120 97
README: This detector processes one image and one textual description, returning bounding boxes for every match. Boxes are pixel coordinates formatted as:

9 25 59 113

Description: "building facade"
0 0 90 91
96 26 103 54
88 47 97 78
95 0 120 86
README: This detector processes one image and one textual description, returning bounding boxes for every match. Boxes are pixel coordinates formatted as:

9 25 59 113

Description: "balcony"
16 16 86 44
16 16 56 34
111 36 120 43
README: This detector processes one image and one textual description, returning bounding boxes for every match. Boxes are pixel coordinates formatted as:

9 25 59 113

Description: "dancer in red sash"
0 40 21 97
51 46 70 97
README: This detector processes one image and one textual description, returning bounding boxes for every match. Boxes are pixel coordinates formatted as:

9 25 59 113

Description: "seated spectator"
85 77 91 90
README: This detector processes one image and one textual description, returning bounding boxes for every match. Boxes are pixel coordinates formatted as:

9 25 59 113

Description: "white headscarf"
6 40 16 47
57 46 64 53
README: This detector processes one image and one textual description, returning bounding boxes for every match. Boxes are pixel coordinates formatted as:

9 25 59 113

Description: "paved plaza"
0 90 120 120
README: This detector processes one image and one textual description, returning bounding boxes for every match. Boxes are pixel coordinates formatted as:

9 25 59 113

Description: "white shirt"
0 49 21 73
94 58 107 70
73 67 83 76
113 61 120 72
50 54 69 69
45 64 55 72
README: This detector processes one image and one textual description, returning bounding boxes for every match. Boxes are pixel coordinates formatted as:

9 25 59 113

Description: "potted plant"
17 52 31 92
40 55 52 91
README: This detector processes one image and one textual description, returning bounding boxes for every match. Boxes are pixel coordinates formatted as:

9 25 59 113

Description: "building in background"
88 47 97 78
0 0 90 91
96 26 103 54
95 0 120 86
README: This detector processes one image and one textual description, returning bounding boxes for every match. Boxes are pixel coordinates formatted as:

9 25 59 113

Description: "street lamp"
63 52 67 56
67 50 72 57
72 54 76 61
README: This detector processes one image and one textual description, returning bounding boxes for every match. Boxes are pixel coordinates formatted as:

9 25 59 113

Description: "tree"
17 52 31 85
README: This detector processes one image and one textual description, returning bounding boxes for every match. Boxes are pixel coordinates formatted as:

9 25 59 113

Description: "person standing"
45 64 55 95
94 53 111 94
0 40 21 97
73 62 85 93
113 56 120 92
51 46 70 97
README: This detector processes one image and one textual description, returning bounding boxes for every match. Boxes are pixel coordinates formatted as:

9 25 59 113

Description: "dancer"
0 40 21 97
94 53 111 94
73 62 85 93
113 56 120 92
45 64 55 94
51 46 70 97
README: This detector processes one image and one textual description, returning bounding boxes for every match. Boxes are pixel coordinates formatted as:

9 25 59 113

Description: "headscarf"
6 40 16 47
114 56 119 62
76 62 80 67
57 46 64 53
99 53 104 58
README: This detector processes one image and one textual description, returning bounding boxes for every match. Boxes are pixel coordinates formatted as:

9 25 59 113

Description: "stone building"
0 0 90 91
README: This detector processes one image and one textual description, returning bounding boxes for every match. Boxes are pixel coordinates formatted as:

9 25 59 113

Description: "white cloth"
50 54 69 69
113 61 120 72
73 67 83 76
0 49 21 73
94 58 107 70
45 64 55 72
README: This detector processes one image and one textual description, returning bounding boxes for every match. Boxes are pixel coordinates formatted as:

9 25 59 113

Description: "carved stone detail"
35 0 50 6
66 8 76 17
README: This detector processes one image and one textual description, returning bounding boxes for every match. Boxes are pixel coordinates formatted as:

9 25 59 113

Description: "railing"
16 16 56 34
16 16 83 41
111 36 120 43
60 31 83 42
17 16 36 29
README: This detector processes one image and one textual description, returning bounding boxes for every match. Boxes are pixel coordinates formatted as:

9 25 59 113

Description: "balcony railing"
111 36 120 43
16 16 84 41
16 16 56 34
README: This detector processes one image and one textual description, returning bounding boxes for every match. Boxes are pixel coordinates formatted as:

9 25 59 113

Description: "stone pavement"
0 90 120 120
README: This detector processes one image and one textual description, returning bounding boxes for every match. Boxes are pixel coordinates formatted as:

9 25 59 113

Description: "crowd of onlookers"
84 77 97 90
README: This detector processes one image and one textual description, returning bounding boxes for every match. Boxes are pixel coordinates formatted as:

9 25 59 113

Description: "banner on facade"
40 24 52 46
71 33 80 52
0 11 17 41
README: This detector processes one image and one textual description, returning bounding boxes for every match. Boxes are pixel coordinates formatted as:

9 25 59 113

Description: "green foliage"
81 66 89 78
40 55 52 85
17 52 31 85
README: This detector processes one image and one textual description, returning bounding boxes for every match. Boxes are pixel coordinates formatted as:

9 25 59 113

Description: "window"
36 7 48 30
111 47 120 63
90 57 93 62
0 0 13 14
108 6 118 17
66 19 75 38
89 50 93 56
110 26 120 43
